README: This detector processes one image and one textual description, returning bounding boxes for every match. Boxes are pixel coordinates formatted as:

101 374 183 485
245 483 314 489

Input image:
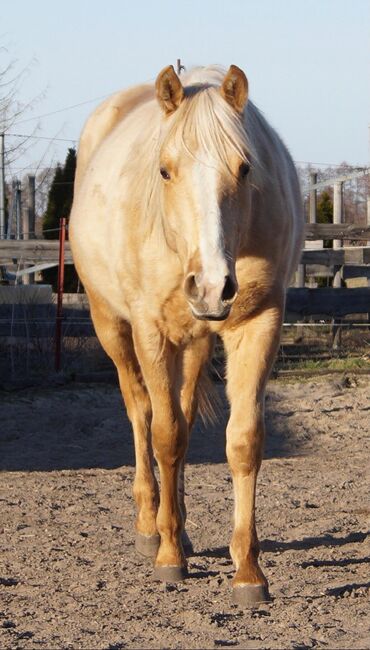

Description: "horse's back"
245 102 304 284
75 83 154 190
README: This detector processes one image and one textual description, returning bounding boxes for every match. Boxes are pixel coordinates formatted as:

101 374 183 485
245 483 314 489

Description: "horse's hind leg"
89 298 159 556
222 301 283 606
178 335 214 554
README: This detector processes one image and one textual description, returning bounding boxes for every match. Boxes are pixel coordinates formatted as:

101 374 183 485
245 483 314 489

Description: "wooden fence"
0 223 369 339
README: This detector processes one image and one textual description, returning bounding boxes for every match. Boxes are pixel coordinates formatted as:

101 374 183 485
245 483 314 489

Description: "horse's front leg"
133 326 188 582
88 300 159 556
222 302 283 606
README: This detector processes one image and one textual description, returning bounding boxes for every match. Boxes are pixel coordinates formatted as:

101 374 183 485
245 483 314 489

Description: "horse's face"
156 65 250 321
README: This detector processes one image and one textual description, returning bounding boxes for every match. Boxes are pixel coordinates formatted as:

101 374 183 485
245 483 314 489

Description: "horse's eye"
239 162 250 179
160 167 171 180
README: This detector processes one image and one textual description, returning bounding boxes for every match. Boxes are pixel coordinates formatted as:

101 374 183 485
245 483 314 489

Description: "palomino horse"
70 64 303 606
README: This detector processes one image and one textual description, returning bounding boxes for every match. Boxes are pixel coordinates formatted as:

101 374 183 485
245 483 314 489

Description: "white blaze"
192 156 229 285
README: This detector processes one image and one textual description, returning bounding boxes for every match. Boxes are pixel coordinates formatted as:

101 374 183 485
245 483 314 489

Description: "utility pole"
22 174 36 283
309 172 317 224
0 133 5 239
6 179 17 239
176 59 185 76
27 175 36 239
15 179 22 241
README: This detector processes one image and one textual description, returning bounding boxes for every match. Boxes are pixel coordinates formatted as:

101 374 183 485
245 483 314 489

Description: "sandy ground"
0 376 369 650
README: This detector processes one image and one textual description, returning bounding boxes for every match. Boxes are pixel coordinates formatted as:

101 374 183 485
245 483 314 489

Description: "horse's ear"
156 65 184 115
220 65 248 114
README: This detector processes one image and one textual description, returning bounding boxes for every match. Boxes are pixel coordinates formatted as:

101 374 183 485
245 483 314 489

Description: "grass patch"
277 355 369 372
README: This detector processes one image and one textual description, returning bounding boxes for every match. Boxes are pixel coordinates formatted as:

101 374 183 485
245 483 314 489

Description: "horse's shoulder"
75 84 154 190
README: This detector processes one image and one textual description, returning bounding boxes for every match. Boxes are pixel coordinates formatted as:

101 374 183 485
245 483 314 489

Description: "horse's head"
155 64 251 321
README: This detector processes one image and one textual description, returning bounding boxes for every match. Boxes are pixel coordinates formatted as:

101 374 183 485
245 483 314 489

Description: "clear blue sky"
2 0 369 177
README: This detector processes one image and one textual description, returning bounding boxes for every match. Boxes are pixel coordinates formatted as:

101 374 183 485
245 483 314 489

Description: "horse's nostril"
221 275 237 303
184 273 199 301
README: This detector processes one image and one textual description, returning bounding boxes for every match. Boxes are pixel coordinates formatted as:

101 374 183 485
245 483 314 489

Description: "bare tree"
0 45 45 164
0 44 48 237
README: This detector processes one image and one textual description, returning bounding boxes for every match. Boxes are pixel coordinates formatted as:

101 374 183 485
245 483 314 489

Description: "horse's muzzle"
184 272 238 321
191 304 232 321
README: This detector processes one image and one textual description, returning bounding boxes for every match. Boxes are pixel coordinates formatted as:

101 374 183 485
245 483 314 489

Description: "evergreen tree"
42 148 76 239
42 148 79 290
317 190 333 249
42 164 64 239
317 190 333 224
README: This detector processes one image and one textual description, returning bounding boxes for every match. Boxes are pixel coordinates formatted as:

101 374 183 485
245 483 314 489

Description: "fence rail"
1 227 370 264
1 286 369 339
305 224 370 241
0 230 369 342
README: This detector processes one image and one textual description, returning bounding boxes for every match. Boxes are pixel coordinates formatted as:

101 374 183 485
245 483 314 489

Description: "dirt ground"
0 376 369 650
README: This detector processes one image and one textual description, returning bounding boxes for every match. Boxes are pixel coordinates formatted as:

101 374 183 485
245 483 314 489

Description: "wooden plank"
305 224 370 241
344 247 370 264
305 264 370 280
1 288 370 337
286 287 370 317
0 240 73 263
342 265 370 280
301 249 345 265
301 247 370 265
305 265 334 278
1 233 370 266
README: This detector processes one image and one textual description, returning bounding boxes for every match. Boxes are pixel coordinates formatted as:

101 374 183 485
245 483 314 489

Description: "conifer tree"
42 148 78 290
317 190 333 249
317 191 333 224
42 148 76 239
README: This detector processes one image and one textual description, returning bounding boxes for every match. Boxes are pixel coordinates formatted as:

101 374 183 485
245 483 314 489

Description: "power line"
8 74 156 129
8 94 111 127
7 133 77 143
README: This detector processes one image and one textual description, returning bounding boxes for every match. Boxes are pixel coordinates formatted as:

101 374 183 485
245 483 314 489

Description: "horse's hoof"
135 533 160 559
232 584 270 607
153 565 188 583
182 529 194 556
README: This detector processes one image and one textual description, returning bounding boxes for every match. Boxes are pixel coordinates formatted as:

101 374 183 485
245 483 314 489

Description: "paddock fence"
0 221 369 380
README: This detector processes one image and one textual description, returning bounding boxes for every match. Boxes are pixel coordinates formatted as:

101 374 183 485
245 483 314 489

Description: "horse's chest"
157 289 208 345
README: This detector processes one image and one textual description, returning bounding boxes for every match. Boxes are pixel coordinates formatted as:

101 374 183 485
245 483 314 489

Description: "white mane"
160 67 257 177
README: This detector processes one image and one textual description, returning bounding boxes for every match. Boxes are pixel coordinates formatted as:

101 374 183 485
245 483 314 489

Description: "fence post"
55 217 67 372
296 264 305 287
333 181 343 287
309 172 317 224
27 175 36 239
0 133 5 239
15 180 21 240
332 181 343 347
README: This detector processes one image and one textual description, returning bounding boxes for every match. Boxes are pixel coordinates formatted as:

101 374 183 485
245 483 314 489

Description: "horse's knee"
152 414 188 465
226 425 264 474
133 476 157 505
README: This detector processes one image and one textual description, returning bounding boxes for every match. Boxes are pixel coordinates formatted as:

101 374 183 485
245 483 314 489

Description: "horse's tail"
197 363 224 426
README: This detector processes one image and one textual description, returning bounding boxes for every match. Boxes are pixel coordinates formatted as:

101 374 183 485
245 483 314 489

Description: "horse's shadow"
194 529 369 558
1 381 306 472
192 530 370 596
